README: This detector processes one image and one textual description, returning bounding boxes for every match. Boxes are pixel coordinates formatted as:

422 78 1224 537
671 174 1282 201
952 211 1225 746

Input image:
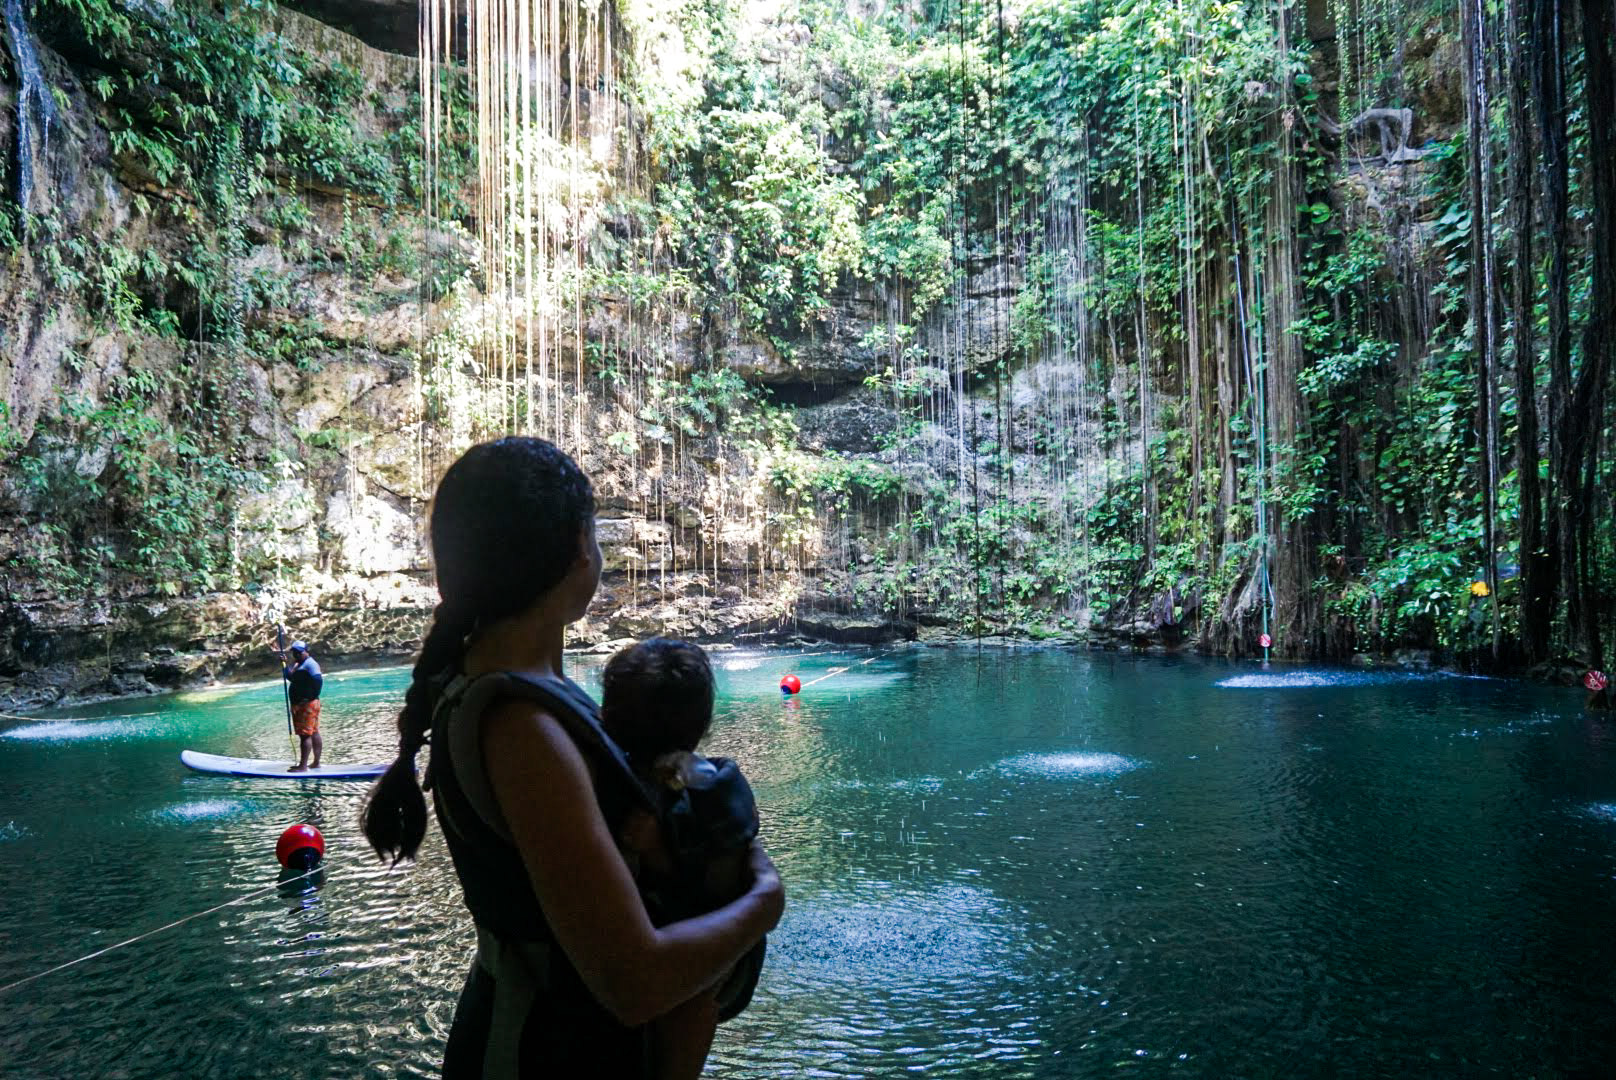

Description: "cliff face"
0 3 963 708
0 0 1523 710
0 7 447 705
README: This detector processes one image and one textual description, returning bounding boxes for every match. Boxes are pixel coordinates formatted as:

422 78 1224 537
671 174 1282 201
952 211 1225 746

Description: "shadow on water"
277 865 327 906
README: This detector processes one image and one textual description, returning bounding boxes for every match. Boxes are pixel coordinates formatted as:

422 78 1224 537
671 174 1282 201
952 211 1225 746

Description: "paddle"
276 624 296 753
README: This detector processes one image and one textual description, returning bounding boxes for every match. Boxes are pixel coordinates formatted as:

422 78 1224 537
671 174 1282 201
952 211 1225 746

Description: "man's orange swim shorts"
292 700 321 736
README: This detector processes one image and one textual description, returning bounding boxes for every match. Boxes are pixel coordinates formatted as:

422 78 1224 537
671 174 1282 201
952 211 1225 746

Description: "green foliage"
630 0 973 339
637 368 795 444
40 0 405 205
654 107 864 335
768 451 905 508
18 368 267 596
9 0 1596 661
3 0 434 599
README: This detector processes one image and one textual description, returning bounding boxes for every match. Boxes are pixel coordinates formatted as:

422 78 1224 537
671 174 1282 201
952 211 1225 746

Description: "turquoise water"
3 649 1615 1076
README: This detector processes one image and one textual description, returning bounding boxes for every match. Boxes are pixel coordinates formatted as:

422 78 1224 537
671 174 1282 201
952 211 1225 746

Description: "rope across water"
798 648 893 690
0 862 328 996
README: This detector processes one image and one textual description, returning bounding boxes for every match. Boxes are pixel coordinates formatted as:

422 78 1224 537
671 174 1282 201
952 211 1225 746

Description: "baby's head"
600 638 715 764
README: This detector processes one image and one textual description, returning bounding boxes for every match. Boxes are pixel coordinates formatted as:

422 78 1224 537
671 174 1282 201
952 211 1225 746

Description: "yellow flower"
1470 580 1490 597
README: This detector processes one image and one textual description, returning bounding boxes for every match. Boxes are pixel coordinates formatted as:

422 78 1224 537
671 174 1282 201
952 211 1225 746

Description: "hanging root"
1320 107 1425 165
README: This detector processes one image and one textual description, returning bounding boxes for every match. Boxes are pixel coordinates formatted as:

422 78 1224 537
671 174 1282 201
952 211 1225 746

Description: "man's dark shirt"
286 656 323 706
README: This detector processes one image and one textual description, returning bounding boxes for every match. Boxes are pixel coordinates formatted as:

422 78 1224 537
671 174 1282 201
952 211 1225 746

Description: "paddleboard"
181 750 387 780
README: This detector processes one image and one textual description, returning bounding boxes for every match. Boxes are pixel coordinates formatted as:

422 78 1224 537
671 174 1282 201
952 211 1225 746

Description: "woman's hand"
746 841 785 931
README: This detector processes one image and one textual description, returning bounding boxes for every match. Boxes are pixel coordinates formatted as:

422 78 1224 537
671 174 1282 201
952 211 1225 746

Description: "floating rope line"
799 649 894 690
0 863 327 996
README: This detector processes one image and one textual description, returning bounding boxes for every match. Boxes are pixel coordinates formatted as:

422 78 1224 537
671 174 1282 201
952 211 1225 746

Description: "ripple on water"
723 883 1048 1075
152 799 258 823
771 883 1018 984
1 717 161 741
978 751 1140 779
1216 669 1457 689
1587 803 1616 823
1454 712 1554 738
0 820 28 841
823 775 946 795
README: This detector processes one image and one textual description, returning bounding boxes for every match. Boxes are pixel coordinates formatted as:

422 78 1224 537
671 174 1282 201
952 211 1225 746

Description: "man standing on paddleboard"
280 641 325 772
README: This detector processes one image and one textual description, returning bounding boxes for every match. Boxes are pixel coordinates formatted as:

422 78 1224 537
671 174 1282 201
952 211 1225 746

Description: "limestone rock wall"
0 2 1443 710
0 8 445 707
0 6 967 709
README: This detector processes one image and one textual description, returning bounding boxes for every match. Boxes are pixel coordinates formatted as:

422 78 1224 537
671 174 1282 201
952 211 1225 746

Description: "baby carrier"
640 751 766 1019
430 671 765 1078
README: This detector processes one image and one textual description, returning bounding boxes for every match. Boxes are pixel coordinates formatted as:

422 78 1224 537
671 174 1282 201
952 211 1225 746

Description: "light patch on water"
172 685 254 703
0 821 29 841
1 717 160 741
771 883 1018 982
982 751 1140 779
1219 672 1336 688
1586 803 1616 823
1216 669 1458 689
153 799 256 822
709 648 838 674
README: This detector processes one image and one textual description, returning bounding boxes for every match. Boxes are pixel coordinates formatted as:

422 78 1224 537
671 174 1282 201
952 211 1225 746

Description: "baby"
600 638 766 1079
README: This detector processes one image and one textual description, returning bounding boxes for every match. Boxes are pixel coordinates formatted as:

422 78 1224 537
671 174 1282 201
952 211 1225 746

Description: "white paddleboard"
181 749 387 780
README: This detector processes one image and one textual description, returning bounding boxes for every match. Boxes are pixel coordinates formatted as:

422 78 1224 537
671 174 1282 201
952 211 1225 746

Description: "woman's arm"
482 701 784 1027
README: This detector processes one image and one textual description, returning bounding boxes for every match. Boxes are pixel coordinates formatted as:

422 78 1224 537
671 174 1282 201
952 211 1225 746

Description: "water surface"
2 650 1613 1076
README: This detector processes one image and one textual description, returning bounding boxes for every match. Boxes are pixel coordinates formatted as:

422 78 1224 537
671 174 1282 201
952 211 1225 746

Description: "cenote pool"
2 648 1614 1077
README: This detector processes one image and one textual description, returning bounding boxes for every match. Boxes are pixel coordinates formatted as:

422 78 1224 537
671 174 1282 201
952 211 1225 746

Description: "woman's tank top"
429 671 655 1078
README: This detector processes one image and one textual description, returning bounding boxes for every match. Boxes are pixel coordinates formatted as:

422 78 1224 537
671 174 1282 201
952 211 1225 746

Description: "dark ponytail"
361 437 595 863
361 603 474 863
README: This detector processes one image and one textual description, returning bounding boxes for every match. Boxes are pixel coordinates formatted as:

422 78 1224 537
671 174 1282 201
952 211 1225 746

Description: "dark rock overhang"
282 0 420 56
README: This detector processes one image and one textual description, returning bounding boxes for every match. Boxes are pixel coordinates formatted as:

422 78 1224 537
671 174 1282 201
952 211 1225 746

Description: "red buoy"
1258 633 1273 649
276 824 325 869
1586 670 1609 692
780 674 802 696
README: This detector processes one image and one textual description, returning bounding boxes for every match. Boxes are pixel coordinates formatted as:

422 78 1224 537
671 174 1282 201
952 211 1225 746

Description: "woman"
361 437 783 1078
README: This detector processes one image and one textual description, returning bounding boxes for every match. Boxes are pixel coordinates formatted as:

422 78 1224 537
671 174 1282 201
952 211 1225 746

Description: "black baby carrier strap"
438 670 652 846
432 670 657 1080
